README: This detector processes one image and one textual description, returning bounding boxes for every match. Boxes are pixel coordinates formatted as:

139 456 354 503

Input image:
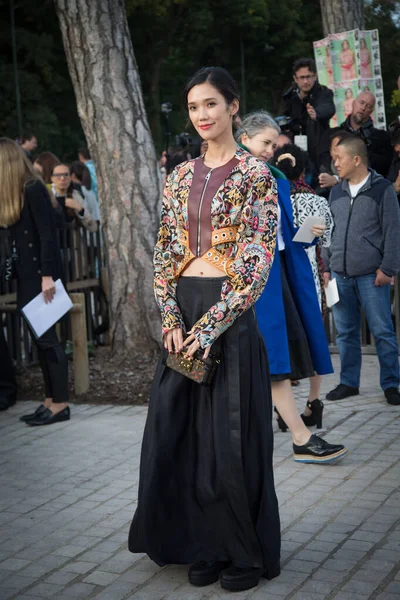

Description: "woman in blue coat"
236 111 347 463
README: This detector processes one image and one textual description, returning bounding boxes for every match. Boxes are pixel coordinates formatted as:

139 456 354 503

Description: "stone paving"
0 354 399 600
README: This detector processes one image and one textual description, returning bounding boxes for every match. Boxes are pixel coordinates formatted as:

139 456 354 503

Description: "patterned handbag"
163 349 220 386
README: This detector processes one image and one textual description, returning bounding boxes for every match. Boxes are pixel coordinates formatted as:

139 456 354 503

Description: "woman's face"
342 40 349 51
52 165 71 193
242 126 279 162
360 38 366 49
187 81 238 142
345 89 352 99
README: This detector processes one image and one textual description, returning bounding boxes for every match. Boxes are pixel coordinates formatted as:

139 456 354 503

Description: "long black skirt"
128 276 281 571
271 251 315 382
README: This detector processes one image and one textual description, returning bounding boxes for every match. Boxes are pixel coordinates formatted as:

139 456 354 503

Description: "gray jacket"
324 169 400 277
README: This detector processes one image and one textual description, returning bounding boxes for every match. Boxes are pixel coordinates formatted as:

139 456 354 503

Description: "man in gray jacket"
324 136 400 405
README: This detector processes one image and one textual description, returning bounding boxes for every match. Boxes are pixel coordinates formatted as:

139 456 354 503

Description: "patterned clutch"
163 349 220 386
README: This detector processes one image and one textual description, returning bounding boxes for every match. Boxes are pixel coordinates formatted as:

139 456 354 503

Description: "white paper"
325 278 340 308
294 134 308 151
292 216 325 243
22 279 72 338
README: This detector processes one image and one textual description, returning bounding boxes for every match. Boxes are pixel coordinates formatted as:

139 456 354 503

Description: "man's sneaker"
326 383 359 401
293 434 347 464
384 388 400 406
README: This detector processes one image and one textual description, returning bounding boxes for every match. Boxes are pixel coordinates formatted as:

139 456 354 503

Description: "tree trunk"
54 0 161 352
320 0 364 35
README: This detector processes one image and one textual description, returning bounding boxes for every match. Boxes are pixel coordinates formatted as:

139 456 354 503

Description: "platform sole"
294 447 348 464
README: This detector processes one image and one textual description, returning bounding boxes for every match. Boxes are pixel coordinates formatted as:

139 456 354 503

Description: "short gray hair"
235 110 280 142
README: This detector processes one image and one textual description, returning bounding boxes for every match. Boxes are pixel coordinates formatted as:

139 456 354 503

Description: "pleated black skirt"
271 251 315 382
128 276 281 572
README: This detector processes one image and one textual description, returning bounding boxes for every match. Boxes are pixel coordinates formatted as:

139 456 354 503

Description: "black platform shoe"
293 434 347 464
220 566 263 592
26 406 70 426
20 404 47 423
301 399 324 428
274 407 288 432
188 561 231 587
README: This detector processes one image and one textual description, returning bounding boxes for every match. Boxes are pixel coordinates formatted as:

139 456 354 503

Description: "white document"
325 278 340 308
294 134 308 152
22 279 72 338
292 215 325 243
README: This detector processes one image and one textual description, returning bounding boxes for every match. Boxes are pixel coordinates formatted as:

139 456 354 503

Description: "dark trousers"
34 325 69 403
0 323 17 400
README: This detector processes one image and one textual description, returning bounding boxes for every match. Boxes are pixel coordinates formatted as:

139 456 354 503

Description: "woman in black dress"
128 68 281 593
0 138 69 426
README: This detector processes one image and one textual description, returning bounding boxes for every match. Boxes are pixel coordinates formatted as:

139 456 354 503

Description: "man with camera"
340 91 392 177
283 58 336 175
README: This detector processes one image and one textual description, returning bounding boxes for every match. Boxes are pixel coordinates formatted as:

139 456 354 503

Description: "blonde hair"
0 138 39 227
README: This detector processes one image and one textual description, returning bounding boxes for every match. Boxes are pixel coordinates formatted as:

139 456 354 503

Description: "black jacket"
283 81 335 169
340 117 393 177
11 179 63 307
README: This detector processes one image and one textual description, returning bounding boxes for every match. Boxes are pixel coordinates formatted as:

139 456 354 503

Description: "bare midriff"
181 256 224 277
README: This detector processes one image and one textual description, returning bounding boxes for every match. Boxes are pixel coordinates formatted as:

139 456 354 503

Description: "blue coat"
256 165 333 376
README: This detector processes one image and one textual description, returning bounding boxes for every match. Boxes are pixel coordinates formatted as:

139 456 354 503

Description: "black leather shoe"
20 404 47 422
326 383 359 401
293 434 347 464
26 406 70 426
188 561 230 586
0 395 16 411
384 388 400 406
301 399 324 428
220 565 262 592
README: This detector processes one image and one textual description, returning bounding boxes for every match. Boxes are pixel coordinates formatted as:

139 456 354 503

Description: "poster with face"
313 28 386 129
313 38 334 88
334 81 360 125
329 30 360 82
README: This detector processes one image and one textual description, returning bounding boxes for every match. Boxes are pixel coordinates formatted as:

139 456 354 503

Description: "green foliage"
0 0 398 158
0 0 84 161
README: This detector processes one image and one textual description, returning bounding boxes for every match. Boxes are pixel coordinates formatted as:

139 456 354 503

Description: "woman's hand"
42 276 56 304
311 224 326 238
163 328 184 354
65 197 84 213
318 173 338 188
183 332 211 360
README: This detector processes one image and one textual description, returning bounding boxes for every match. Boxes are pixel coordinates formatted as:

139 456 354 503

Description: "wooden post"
100 266 111 345
70 293 89 395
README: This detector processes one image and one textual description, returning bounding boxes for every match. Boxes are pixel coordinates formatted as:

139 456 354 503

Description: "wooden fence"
0 223 108 367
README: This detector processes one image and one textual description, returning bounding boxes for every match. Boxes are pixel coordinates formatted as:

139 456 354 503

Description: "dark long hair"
70 160 92 190
183 66 239 109
34 151 60 184
273 144 307 181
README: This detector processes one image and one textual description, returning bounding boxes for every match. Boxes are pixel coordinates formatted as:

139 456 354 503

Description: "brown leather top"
187 156 239 256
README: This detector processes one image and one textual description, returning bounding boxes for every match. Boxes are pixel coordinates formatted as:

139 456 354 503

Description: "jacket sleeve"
190 167 278 348
74 192 98 232
316 195 333 248
25 180 57 277
315 87 336 121
154 170 185 335
379 184 400 276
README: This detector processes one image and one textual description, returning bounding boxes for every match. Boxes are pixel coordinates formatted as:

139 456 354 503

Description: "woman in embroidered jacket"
129 68 281 593
236 111 346 462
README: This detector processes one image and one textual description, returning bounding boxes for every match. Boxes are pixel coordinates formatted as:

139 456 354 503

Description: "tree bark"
54 0 161 352
320 0 364 35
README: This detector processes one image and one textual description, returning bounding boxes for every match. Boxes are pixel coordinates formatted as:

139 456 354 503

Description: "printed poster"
313 29 386 129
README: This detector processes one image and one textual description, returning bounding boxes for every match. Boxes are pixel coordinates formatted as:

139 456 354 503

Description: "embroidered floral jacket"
154 146 278 348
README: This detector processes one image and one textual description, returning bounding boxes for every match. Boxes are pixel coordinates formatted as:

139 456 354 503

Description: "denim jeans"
332 272 399 390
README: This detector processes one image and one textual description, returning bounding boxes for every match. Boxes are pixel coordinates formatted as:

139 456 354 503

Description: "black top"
283 81 336 169
11 179 62 296
340 116 393 177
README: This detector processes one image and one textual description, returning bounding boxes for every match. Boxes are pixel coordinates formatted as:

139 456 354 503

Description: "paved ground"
0 355 399 600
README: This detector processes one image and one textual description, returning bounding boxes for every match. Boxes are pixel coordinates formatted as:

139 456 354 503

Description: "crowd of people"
1 57 400 594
